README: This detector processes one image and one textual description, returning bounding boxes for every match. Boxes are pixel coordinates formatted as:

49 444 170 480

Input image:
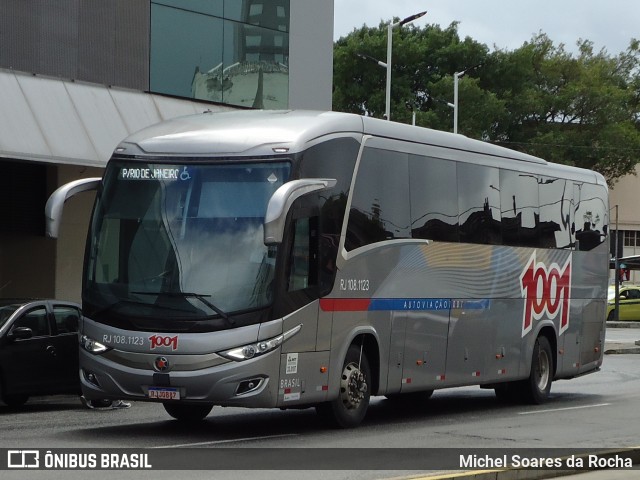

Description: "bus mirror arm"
264 178 337 245
45 177 102 238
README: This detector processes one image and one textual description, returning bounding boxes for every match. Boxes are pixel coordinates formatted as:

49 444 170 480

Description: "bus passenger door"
278 215 320 351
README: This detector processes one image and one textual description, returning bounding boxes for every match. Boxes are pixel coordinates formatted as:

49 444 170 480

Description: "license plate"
148 387 180 400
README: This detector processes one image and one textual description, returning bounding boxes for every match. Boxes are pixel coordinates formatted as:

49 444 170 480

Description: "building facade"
609 167 640 284
0 0 334 301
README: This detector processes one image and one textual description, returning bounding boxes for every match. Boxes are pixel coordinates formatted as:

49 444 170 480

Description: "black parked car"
0 299 81 407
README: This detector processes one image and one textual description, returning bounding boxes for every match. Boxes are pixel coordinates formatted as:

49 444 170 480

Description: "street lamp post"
613 205 620 321
420 94 454 126
452 62 482 134
385 11 427 121
453 71 462 134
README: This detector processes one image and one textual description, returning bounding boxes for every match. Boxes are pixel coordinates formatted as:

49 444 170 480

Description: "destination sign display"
119 166 191 181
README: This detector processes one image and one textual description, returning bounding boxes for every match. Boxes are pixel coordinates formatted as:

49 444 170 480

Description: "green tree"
486 34 640 184
333 24 640 184
333 21 503 137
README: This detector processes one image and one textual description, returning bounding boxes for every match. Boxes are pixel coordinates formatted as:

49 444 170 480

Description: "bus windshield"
84 160 290 321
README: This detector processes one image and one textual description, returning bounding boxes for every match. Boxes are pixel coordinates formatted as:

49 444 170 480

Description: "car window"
628 289 640 300
53 306 80 334
0 304 20 329
12 307 50 336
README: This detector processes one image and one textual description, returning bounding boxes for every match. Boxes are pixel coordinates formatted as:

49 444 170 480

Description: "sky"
333 0 638 55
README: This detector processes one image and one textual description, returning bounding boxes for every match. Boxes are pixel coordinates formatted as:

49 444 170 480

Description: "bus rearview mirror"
45 177 102 238
264 178 336 245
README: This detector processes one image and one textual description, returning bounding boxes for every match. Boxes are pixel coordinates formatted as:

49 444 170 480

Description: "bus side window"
573 183 608 251
539 177 573 249
499 170 539 247
288 217 319 292
346 148 410 251
410 156 459 242
457 163 501 245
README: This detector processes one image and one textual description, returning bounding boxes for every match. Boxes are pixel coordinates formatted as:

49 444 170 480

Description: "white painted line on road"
518 402 611 415
151 433 299 448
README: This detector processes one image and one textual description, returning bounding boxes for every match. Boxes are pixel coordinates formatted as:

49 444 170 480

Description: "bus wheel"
522 336 553 404
316 344 370 428
163 402 213 421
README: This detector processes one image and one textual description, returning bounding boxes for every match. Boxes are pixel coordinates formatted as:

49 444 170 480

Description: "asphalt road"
1 326 639 480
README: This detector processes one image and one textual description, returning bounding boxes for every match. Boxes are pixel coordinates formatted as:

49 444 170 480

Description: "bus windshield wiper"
132 291 235 325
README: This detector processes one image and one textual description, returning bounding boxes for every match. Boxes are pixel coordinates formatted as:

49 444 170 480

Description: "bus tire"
521 336 554 404
163 402 213 421
316 344 370 428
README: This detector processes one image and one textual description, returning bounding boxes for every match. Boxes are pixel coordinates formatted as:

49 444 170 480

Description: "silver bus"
46 110 609 427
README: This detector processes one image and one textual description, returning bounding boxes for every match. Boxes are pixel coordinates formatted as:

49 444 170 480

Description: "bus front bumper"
79 347 281 408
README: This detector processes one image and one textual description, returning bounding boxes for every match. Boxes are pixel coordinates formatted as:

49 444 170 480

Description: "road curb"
402 448 640 480
604 346 640 354
606 321 640 329
604 322 640 354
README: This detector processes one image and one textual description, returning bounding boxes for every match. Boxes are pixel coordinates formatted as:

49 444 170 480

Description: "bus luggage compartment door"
387 309 449 394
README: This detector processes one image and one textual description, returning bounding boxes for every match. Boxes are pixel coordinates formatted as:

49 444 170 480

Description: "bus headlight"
81 335 110 354
219 324 302 362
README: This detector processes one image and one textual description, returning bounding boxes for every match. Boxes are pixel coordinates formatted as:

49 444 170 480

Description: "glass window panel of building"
224 0 289 32
151 0 290 109
154 0 224 16
150 2 224 99
623 230 640 247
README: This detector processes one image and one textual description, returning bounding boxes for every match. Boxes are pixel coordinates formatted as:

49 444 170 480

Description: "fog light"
235 378 264 395
83 369 101 387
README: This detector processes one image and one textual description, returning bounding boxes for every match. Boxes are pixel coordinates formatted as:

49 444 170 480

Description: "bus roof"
119 110 361 157
117 110 605 185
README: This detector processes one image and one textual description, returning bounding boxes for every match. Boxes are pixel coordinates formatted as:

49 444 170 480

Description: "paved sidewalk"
605 321 640 354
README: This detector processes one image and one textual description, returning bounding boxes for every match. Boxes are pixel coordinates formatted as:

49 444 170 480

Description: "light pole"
453 62 482 134
385 11 427 121
417 94 454 126
613 205 620 321
453 71 462 134
355 52 386 69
